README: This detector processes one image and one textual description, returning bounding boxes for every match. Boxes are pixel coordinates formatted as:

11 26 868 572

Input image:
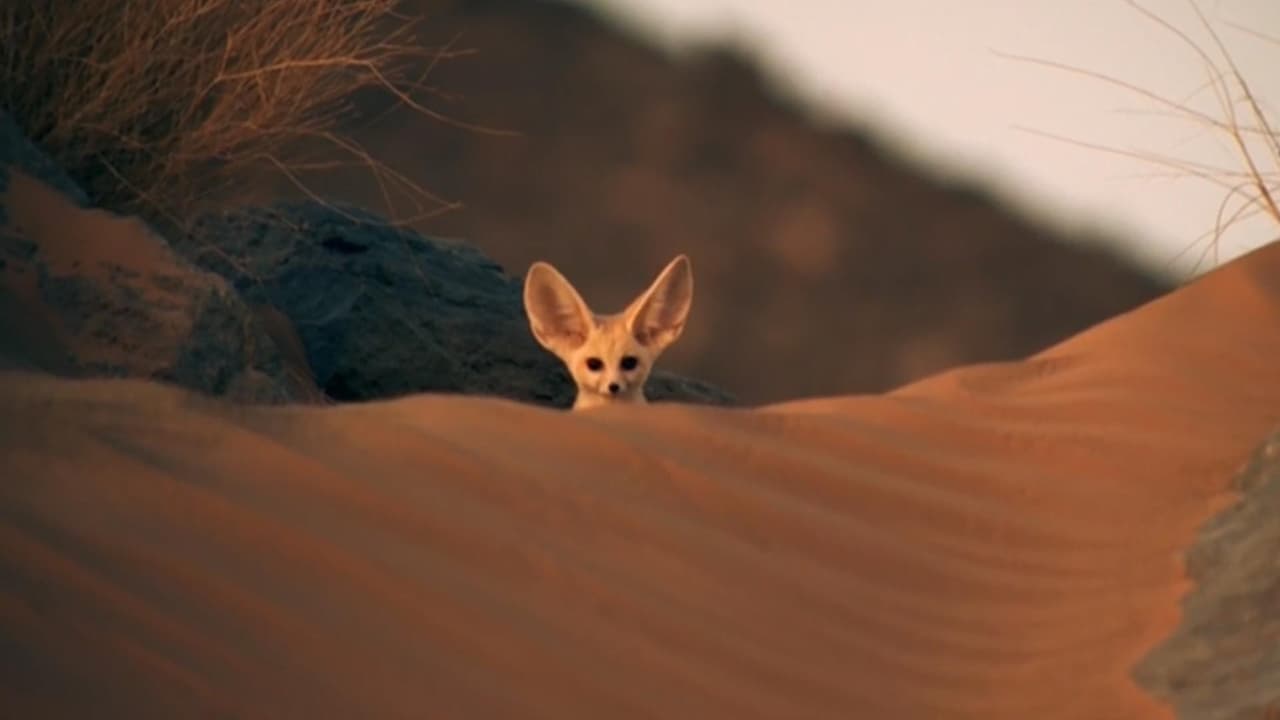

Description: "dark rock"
0 119 296 403
172 201 734 408
646 369 734 406
0 109 89 221
1133 429 1280 719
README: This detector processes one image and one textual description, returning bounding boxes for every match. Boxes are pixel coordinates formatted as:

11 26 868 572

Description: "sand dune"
3 242 1280 719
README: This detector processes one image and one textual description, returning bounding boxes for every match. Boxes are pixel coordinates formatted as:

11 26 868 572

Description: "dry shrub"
998 0 1279 273
0 0 496 228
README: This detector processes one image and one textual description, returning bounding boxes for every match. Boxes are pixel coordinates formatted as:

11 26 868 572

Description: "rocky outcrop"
0 110 88 214
173 201 733 408
1133 429 1280 719
0 111 295 402
1 109 728 408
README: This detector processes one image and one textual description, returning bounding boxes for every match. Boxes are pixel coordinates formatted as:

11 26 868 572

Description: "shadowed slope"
2 243 1279 718
295 0 1171 404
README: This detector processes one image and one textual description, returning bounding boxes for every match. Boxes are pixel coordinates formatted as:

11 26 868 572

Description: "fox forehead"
575 314 646 360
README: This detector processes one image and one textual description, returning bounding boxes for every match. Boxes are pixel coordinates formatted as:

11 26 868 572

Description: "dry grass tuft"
0 0 508 229
996 0 1279 274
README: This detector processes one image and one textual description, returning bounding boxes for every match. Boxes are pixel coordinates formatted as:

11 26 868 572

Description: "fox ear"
524 261 594 356
625 254 693 352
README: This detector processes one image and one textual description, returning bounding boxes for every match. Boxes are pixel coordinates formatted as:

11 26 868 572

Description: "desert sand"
2 241 1279 719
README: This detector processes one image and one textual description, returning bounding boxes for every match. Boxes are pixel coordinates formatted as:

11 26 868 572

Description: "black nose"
607 382 620 395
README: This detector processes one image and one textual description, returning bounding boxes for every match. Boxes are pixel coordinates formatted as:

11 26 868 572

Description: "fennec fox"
523 254 693 410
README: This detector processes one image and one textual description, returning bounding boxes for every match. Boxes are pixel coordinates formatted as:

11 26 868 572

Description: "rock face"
1133 429 1280 720
172 202 733 408
0 110 89 215
0 110 728 408
0 111 294 402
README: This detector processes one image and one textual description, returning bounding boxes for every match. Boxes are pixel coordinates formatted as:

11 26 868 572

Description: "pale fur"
523 254 693 410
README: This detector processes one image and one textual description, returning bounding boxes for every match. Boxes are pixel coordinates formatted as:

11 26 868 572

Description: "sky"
580 0 1280 279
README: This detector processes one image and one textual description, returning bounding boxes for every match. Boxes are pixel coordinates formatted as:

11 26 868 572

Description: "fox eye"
620 356 639 371
585 357 604 372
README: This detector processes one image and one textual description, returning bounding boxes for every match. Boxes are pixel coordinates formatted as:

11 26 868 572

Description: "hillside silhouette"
281 0 1170 404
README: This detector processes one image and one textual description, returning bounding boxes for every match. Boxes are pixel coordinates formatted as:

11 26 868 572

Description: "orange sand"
2 242 1280 719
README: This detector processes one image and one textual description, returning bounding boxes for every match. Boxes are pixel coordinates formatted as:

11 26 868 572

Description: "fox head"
523 254 694 410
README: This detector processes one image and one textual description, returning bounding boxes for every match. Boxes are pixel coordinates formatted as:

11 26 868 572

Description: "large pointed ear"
524 261 594 356
624 254 693 352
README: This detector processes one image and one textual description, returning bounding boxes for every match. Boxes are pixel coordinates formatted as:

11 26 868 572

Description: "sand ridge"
2 242 1280 718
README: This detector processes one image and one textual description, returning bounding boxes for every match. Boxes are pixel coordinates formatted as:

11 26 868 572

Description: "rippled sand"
3 243 1279 719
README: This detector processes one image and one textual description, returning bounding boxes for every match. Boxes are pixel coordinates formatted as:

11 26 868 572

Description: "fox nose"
607 382 620 395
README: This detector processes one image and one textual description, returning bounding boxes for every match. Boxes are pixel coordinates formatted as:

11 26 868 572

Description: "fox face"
523 254 694 410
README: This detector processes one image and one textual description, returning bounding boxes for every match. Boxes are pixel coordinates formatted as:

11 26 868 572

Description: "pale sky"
581 0 1280 279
